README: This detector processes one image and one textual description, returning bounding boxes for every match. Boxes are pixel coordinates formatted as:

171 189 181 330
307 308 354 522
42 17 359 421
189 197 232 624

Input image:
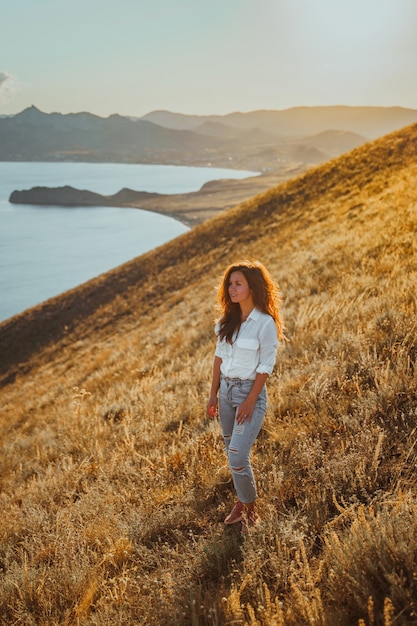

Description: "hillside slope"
0 124 416 625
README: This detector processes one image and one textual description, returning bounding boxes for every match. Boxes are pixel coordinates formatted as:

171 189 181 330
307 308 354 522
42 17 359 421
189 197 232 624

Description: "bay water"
0 162 255 322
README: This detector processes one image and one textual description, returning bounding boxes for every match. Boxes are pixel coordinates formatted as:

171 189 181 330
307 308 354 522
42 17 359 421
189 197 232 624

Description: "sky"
1 0 417 118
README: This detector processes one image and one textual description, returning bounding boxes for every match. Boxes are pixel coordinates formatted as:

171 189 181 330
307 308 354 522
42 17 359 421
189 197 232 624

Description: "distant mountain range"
2 105 417 171
140 106 417 138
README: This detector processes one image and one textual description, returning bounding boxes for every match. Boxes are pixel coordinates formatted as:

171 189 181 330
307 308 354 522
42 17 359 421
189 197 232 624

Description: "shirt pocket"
235 337 259 368
216 339 231 359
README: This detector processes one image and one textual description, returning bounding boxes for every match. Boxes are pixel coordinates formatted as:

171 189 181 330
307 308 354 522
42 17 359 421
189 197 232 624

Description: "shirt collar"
248 307 261 321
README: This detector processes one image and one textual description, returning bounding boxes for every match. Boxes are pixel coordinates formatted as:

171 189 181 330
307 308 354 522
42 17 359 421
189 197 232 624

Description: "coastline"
4 162 281 323
9 164 309 228
123 164 308 226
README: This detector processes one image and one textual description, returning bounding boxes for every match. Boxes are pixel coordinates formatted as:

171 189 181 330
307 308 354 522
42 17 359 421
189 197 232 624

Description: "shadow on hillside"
135 477 245 622
173 524 244 624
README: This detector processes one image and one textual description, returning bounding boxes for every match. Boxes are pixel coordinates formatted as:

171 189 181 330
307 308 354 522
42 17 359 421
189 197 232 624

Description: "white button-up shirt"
215 308 278 380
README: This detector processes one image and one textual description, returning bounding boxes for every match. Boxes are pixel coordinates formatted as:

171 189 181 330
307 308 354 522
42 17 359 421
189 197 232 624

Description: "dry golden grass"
1 122 417 625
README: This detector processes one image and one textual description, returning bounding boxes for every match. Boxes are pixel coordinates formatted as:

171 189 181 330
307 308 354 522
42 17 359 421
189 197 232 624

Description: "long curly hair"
217 260 284 344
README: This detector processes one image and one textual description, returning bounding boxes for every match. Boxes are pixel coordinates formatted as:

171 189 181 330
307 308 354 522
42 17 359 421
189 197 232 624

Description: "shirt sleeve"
256 316 279 375
214 322 223 359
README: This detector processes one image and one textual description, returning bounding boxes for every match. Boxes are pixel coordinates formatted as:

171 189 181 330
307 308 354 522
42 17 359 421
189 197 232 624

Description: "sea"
0 162 255 323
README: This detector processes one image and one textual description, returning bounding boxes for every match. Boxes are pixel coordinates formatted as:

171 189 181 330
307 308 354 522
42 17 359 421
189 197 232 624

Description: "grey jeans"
219 376 267 504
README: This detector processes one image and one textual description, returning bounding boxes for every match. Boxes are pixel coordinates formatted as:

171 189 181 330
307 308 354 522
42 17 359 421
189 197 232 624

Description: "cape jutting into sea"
0 162 254 322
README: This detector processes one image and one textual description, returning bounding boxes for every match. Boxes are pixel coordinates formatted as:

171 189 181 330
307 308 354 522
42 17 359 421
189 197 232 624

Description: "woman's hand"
236 374 268 423
236 398 255 424
206 396 218 418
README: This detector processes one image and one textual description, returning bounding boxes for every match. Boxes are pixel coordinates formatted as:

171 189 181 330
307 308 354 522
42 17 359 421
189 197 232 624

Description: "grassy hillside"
0 122 417 625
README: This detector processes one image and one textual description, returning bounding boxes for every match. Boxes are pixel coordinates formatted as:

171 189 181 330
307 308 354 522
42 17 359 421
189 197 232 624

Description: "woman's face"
228 271 253 308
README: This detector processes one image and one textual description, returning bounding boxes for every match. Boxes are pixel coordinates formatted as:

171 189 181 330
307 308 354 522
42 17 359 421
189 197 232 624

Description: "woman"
207 260 283 533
